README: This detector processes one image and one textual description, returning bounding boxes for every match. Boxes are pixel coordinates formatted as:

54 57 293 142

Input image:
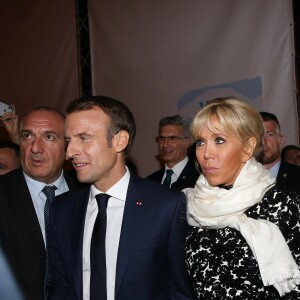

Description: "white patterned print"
185 187 300 299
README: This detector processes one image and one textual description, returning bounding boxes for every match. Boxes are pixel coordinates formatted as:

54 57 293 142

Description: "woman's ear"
243 137 257 162
113 130 129 153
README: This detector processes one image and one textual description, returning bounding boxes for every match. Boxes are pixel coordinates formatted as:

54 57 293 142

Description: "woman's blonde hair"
190 97 264 159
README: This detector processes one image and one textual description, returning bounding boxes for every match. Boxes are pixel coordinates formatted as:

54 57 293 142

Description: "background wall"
0 0 298 176
0 1 79 120
89 0 297 176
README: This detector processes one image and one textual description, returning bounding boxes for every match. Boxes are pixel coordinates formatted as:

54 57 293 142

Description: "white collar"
90 167 130 202
23 170 65 197
269 159 281 178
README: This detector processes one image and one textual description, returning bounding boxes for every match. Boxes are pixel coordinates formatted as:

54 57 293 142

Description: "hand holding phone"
0 102 19 144
0 101 13 117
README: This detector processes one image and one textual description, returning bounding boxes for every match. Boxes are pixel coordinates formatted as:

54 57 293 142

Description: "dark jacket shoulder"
276 161 300 193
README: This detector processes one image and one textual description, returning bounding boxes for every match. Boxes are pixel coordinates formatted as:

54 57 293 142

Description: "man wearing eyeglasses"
147 115 200 191
259 112 300 193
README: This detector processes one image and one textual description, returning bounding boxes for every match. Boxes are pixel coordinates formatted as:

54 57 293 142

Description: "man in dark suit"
147 115 199 190
48 96 193 299
260 112 300 193
0 107 83 300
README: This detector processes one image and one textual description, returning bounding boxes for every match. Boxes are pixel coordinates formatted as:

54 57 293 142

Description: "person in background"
259 111 300 193
0 140 20 175
147 115 199 191
0 107 85 300
281 144 300 167
185 98 300 299
48 96 193 299
0 109 20 144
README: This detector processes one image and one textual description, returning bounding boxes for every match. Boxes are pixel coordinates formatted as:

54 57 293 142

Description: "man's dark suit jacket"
0 168 83 300
48 173 193 299
276 160 300 194
147 159 200 191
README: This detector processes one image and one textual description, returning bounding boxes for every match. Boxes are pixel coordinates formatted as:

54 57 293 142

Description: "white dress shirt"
23 171 69 244
269 160 281 178
82 168 130 300
161 156 188 186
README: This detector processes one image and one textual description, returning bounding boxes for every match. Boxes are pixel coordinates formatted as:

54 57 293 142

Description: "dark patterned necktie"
42 185 57 299
163 169 173 188
90 193 110 300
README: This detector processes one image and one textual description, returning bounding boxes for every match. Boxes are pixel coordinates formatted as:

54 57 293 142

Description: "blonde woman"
185 98 300 299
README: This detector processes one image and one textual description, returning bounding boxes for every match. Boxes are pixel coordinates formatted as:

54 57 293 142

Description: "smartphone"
0 101 13 117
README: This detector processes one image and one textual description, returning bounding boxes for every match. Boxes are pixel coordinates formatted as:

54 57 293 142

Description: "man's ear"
243 137 257 162
279 135 285 151
113 130 129 153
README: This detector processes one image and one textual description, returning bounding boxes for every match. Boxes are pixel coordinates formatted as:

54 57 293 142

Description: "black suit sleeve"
168 192 194 299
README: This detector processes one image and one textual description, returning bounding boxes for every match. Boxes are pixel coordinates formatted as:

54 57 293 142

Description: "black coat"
0 168 85 300
276 160 300 194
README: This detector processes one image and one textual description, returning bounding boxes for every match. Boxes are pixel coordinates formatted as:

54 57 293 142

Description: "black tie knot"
166 169 173 176
42 185 57 200
95 193 110 208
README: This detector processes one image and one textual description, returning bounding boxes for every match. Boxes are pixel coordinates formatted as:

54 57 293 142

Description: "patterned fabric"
163 169 173 188
185 187 300 299
42 185 57 299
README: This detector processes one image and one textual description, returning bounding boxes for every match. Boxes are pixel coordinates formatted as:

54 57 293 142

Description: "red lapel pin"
136 201 142 205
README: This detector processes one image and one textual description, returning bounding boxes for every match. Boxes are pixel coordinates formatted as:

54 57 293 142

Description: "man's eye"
46 135 55 141
80 136 89 142
0 164 5 170
22 133 32 139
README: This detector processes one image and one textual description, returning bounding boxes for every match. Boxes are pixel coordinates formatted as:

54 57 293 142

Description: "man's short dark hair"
259 112 281 131
66 96 136 156
0 141 20 157
158 115 190 137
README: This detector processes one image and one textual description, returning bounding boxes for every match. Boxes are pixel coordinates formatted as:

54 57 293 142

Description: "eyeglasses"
155 136 186 144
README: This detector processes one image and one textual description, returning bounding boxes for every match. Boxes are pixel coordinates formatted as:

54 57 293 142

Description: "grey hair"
159 115 190 137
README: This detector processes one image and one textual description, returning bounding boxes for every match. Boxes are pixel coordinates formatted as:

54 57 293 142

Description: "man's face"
284 149 300 166
158 125 190 168
261 120 284 168
65 108 127 191
0 148 20 175
20 110 66 183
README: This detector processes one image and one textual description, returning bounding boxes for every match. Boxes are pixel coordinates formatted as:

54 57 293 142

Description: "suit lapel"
71 188 90 299
11 170 45 252
177 160 194 181
177 164 189 182
64 172 78 191
115 174 145 296
157 168 165 182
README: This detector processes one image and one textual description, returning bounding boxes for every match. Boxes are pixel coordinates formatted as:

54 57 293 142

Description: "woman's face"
195 118 250 187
